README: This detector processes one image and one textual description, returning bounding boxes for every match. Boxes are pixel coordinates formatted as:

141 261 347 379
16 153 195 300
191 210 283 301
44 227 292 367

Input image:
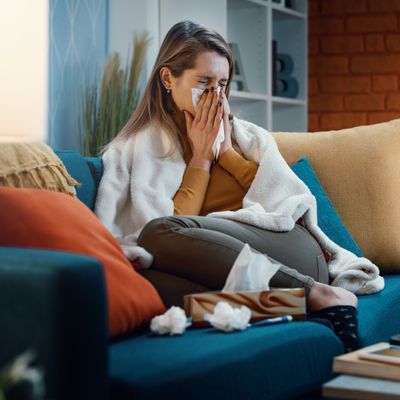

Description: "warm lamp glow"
0 0 49 142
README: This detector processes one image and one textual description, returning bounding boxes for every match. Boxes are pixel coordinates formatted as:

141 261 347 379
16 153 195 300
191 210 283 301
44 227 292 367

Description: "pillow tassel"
0 165 80 198
54 163 81 188
46 164 80 197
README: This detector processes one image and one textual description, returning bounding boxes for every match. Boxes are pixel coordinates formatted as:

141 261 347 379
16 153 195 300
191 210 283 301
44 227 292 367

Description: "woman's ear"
159 67 172 90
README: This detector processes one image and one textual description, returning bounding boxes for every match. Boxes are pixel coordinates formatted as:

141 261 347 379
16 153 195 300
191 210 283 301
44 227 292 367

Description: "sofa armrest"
0 247 109 400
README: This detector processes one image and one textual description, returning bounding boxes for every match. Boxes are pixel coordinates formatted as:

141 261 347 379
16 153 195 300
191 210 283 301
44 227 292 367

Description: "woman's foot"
307 282 358 312
307 283 359 353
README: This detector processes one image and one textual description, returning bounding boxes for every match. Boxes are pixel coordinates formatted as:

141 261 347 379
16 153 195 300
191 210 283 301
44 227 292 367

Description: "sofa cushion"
110 321 343 400
55 150 97 210
358 274 400 348
85 156 104 190
0 187 166 337
272 118 400 273
291 157 363 257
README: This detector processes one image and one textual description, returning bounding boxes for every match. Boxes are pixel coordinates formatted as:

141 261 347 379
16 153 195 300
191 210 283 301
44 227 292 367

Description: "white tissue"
222 244 282 292
150 306 191 336
191 87 225 159
204 301 251 332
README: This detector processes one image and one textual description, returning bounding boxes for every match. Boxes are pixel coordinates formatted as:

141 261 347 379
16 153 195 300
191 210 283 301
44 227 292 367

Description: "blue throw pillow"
85 157 104 189
291 157 363 257
55 150 97 210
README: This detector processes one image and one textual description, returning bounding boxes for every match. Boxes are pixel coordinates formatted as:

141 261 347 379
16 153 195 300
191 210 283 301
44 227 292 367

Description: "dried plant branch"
80 32 150 156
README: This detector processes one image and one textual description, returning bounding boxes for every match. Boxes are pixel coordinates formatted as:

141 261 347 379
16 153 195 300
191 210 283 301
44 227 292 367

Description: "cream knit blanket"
94 118 384 295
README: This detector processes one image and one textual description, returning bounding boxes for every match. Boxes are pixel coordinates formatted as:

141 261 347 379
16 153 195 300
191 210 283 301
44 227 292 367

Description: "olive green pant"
138 215 330 308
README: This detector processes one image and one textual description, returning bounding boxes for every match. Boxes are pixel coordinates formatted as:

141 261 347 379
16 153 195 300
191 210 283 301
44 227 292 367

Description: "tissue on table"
191 87 225 159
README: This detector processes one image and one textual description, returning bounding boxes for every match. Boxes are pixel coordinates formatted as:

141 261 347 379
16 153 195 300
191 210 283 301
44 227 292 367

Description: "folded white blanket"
94 117 384 295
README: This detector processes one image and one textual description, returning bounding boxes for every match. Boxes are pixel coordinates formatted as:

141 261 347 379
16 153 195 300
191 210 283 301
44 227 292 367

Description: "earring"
166 88 171 94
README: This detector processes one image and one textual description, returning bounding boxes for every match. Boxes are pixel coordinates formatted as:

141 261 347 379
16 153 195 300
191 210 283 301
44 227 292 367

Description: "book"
358 343 400 366
183 288 306 327
323 374 400 400
333 342 400 381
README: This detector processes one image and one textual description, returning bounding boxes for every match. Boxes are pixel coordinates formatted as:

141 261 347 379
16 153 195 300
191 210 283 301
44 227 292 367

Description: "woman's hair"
100 20 234 156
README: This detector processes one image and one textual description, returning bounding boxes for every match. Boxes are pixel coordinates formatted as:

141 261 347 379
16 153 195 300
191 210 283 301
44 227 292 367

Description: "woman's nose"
208 84 219 91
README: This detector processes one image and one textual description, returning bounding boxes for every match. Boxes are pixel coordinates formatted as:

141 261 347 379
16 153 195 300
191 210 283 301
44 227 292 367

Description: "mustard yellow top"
173 148 259 216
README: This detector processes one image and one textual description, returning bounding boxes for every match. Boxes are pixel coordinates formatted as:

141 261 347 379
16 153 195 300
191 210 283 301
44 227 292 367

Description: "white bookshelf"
156 0 308 131
228 0 308 131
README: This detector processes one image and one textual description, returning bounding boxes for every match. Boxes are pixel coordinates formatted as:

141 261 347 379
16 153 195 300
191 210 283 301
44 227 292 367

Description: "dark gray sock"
308 305 358 353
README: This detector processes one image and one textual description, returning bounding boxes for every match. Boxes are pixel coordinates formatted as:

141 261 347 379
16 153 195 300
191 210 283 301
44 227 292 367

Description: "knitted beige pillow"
272 118 400 273
0 142 80 197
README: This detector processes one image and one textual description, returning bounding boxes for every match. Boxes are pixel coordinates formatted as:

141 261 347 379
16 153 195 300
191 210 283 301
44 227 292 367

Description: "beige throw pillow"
0 142 80 197
272 118 400 273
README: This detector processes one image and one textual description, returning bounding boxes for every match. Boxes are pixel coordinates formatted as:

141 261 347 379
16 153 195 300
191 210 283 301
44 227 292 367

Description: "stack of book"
323 342 400 399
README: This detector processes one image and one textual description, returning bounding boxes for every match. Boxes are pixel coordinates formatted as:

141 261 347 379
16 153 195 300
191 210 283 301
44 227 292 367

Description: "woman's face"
161 51 230 115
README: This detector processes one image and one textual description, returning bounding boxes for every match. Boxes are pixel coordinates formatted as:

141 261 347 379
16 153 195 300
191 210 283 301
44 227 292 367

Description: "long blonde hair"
100 20 234 156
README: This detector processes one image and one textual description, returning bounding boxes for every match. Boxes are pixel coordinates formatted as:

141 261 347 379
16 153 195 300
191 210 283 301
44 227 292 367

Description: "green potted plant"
80 32 150 156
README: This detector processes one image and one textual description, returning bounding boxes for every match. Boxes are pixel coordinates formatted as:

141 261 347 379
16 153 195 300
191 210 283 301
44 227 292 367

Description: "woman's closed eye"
198 81 226 87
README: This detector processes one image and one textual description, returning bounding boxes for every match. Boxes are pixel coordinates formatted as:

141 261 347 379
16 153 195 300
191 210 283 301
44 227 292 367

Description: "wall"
308 0 400 131
49 0 158 151
108 0 159 83
159 0 227 41
48 0 108 150
0 0 48 142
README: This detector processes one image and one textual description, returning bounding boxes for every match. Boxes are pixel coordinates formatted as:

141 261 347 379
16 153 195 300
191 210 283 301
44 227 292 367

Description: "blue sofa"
1 150 399 400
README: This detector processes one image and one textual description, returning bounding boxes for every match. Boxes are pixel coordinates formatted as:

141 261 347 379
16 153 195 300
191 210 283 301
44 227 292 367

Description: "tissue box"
184 288 306 326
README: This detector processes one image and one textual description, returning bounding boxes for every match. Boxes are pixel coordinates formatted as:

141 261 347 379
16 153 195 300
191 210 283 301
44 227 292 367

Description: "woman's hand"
183 88 223 170
218 90 233 157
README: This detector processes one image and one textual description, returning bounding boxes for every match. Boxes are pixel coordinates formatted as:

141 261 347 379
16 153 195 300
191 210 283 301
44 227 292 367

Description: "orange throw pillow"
0 187 166 337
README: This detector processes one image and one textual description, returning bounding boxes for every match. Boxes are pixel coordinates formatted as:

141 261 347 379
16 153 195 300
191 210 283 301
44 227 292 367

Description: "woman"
96 21 363 352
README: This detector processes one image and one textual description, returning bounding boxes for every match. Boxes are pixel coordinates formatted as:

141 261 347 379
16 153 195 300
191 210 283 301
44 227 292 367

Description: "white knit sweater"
94 117 384 295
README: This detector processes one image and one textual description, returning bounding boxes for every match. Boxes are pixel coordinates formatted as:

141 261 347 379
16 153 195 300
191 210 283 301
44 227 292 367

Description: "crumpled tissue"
191 87 225 159
150 306 191 336
204 301 251 332
222 243 282 292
